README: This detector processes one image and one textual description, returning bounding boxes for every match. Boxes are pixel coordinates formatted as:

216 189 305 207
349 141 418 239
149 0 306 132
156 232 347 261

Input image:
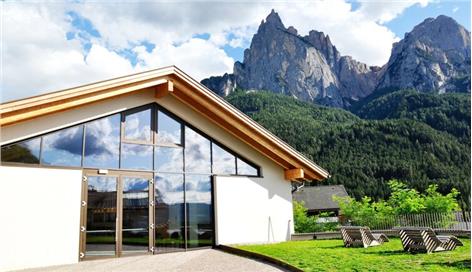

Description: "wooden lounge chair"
398 227 463 253
340 226 389 248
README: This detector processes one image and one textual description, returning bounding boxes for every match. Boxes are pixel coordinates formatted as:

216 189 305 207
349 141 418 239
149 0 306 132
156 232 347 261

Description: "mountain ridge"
202 10 471 108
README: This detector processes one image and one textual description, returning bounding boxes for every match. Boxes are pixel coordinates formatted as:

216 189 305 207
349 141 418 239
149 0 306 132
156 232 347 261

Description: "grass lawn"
237 238 471 272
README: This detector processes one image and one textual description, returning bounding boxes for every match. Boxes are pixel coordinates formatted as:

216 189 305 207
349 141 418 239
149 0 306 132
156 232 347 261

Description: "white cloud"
134 38 234 80
272 0 417 66
2 1 432 102
357 0 431 23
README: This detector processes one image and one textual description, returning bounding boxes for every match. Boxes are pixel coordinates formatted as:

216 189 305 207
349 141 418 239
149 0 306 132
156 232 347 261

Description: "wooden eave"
0 66 329 181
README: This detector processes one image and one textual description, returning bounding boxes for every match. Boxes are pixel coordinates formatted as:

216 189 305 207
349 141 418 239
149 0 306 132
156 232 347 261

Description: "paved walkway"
17 249 286 272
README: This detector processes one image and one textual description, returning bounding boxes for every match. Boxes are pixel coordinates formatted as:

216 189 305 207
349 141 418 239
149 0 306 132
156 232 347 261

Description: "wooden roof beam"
155 80 173 98
284 168 304 181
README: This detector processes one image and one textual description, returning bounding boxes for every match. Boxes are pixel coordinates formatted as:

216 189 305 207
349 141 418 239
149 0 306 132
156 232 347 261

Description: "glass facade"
0 138 40 164
122 177 149 253
84 114 120 169
212 143 236 175
185 174 213 248
154 173 185 252
184 127 211 174
41 126 84 167
1 103 261 254
124 109 152 142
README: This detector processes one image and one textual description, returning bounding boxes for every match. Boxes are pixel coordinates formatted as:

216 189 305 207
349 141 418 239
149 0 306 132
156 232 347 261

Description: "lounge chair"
398 227 463 253
340 226 389 248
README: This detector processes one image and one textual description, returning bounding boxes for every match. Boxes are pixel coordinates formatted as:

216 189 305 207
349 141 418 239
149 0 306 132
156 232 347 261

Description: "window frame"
121 105 154 145
0 102 262 178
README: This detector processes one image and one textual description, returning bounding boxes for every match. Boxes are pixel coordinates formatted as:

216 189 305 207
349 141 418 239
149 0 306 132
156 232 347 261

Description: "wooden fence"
346 211 470 231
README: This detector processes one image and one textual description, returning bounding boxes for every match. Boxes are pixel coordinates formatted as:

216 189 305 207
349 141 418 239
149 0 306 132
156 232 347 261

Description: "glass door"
82 175 118 257
80 170 153 259
121 175 153 255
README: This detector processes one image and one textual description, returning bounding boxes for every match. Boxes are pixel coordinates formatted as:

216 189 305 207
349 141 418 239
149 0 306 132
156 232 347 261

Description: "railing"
344 211 471 231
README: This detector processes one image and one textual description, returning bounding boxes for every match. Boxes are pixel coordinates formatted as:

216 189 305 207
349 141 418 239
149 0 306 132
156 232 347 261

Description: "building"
0 66 329 272
292 185 348 216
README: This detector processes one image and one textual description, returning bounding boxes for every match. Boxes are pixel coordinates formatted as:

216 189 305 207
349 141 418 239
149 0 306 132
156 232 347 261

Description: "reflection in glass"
185 127 211 173
84 114 120 169
41 126 83 167
157 111 181 145
122 177 149 253
1 138 41 164
212 144 236 175
124 109 151 142
86 176 117 256
121 143 153 170
155 174 185 252
155 146 183 173
237 158 258 176
186 175 213 248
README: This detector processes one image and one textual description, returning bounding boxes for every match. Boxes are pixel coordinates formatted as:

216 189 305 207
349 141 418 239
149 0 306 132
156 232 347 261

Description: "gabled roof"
0 66 329 181
292 185 348 210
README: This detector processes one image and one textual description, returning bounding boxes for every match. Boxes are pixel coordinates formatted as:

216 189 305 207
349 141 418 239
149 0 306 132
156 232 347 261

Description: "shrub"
293 201 340 233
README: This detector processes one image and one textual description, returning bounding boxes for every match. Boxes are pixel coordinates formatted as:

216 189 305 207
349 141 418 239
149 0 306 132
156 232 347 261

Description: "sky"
1 0 470 102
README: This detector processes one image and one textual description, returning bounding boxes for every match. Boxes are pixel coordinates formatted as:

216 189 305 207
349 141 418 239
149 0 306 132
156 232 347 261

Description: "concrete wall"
0 166 82 272
214 175 293 245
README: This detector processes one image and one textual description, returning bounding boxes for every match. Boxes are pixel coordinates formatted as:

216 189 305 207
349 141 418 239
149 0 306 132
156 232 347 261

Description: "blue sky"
385 1 470 38
2 0 471 102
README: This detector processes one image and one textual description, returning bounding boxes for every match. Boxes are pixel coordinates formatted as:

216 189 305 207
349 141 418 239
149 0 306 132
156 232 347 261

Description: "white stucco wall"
214 175 293 245
0 166 82 272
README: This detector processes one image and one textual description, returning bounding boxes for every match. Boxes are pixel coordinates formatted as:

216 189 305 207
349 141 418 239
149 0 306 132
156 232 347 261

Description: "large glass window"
237 158 259 176
0 138 41 164
121 144 153 170
124 108 152 142
122 177 149 253
155 146 183 173
157 111 181 145
41 126 84 167
185 127 211 174
155 173 185 252
84 114 120 169
185 174 213 248
212 143 236 175
0 103 261 178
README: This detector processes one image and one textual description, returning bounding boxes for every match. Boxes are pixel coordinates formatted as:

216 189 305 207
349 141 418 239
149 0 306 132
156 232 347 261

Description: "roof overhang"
0 66 329 181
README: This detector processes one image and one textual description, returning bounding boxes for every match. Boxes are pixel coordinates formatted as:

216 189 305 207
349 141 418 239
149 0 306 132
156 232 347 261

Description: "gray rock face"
201 73 237 96
377 15 471 92
203 10 380 107
202 11 471 107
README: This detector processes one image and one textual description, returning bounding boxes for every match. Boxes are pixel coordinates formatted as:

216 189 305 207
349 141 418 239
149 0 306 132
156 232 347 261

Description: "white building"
0 66 329 271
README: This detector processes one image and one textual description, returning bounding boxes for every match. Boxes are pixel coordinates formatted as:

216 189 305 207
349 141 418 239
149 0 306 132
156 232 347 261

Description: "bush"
293 201 339 233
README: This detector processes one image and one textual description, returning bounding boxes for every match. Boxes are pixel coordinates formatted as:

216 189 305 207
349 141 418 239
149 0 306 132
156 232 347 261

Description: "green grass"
237 238 471 272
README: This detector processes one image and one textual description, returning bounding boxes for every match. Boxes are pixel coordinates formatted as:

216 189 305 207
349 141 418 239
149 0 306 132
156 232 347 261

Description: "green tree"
293 201 318 233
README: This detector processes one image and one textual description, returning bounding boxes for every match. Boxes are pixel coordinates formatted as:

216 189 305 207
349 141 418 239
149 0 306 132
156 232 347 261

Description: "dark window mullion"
81 125 86 167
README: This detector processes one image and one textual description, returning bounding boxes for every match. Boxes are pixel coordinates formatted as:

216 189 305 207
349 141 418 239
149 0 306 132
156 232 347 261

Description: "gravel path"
16 249 286 272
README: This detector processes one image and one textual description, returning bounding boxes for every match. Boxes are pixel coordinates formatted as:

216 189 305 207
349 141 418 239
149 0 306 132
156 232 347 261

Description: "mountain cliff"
202 11 471 107
202 10 381 107
377 15 471 93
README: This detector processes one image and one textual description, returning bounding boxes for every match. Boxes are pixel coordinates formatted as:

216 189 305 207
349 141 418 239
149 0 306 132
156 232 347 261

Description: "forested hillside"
352 89 470 142
226 91 471 210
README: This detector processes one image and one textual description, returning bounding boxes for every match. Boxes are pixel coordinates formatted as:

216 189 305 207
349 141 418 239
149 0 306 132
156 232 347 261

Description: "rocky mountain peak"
263 9 285 29
202 11 471 107
378 15 471 92
304 30 340 67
